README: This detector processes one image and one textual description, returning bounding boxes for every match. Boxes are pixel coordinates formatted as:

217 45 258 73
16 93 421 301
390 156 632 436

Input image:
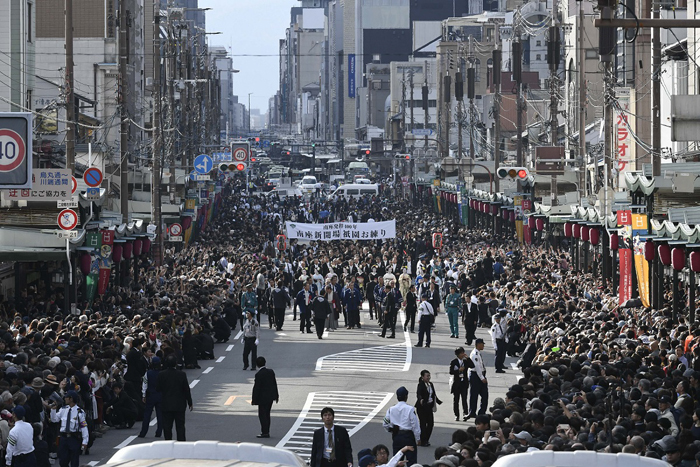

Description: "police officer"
445 284 461 339
5 406 35 467
49 390 88 467
241 284 258 317
382 387 420 466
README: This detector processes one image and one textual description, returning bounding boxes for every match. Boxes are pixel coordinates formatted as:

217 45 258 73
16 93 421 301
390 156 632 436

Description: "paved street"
83 307 516 465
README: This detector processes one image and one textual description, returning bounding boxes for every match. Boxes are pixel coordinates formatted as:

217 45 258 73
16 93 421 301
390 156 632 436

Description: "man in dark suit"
449 347 470 421
156 354 193 441
252 356 279 438
309 407 353 467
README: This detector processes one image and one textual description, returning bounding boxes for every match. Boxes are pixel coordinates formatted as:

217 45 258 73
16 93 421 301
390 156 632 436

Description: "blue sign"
348 54 356 98
194 154 213 174
262 140 270 148
189 170 198 182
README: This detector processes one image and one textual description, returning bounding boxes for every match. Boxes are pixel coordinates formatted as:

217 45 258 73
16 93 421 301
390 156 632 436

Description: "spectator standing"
444 285 461 339
242 310 260 371
489 314 507 374
138 356 162 438
156 355 193 441
414 294 434 348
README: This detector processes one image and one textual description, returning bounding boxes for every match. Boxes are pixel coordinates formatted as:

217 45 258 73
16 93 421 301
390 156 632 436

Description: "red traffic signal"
236 163 246 171
255 137 260 142
251 157 257 162
405 155 411 160
364 150 371 156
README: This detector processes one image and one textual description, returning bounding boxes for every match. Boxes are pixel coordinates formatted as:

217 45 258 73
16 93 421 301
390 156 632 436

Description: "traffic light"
496 166 529 180
236 163 246 171
254 137 260 147
360 149 370 157
219 163 229 172
405 154 411 160
250 156 257 163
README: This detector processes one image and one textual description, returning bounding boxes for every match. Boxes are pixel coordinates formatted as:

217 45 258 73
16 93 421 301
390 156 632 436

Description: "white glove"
254 339 259 346
241 338 244 344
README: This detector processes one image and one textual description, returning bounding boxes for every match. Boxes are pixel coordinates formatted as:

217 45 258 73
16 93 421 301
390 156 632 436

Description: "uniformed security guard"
241 284 258 316
49 390 88 467
5 406 35 467
382 387 420 466
444 285 462 339
467 339 488 418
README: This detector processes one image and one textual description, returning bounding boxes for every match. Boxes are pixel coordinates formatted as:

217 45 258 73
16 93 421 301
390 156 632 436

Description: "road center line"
234 330 243 340
203 367 214 374
216 356 225 363
114 435 137 450
226 344 234 352
189 379 200 388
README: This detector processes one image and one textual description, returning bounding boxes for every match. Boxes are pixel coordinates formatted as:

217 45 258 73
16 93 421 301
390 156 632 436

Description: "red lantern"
610 233 619 251
469 199 475 209
79 252 92 275
658 244 671 266
564 222 572 238
573 224 581 239
672 248 685 271
502 209 508 220
690 251 700 273
590 228 600 246
133 239 143 256
432 232 443 250
142 238 152 254
113 244 123 262
644 241 655 261
123 242 133 260
509 211 515 222
581 226 590 242
535 218 545 231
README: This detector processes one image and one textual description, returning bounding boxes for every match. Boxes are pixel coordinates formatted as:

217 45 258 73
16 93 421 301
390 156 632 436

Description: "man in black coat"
251 356 279 438
156 355 193 441
415 370 441 446
309 407 353 467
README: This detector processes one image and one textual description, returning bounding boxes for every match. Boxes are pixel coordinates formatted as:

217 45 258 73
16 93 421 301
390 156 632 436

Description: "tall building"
0 0 35 113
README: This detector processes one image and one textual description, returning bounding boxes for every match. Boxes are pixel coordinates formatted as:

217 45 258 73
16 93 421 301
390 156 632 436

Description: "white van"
330 183 379 199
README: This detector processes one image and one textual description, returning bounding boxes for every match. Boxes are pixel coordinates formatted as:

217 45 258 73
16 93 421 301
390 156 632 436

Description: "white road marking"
234 330 243 340
216 356 225 363
203 367 214 374
88 462 99 466
226 345 234 352
316 312 411 372
278 333 287 336
149 418 157 426
114 435 137 449
189 379 200 388
276 391 393 460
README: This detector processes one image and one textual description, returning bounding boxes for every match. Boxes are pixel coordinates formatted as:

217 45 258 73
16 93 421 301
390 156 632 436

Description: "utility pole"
409 68 415 134
493 22 502 193
167 19 176 205
456 58 464 161
513 13 524 172
401 67 407 152
152 4 163 266
598 0 616 215
119 0 130 220
65 0 75 172
652 0 661 177
548 0 560 205
423 60 429 151
468 36 475 163
443 50 453 160
579 0 587 196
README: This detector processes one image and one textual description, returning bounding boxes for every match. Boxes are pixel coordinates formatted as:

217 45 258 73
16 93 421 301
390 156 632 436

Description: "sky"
200 0 299 115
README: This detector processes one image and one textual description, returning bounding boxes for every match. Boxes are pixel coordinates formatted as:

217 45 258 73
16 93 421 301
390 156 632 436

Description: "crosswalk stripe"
276 391 393 460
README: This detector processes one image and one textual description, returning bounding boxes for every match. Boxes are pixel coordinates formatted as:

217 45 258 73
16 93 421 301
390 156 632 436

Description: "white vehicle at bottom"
106 441 307 467
490 451 670 467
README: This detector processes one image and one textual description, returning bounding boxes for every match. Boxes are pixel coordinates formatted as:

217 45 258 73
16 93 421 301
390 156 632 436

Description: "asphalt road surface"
83 306 517 466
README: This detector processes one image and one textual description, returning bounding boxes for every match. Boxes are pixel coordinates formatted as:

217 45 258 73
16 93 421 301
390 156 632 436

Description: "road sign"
0 113 32 189
411 129 433 136
262 140 270 148
169 236 183 242
535 146 565 175
71 176 77 194
194 174 210 181
189 170 198 182
83 167 103 187
232 147 248 162
57 197 79 209
85 187 100 200
57 209 78 231
169 223 182 237
194 154 213 174
56 230 78 239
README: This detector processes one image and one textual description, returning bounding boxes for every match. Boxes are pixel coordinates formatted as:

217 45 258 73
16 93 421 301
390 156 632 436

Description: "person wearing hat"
658 395 679 436
242 310 261 370
241 284 258 317
466 339 488 419
415 293 434 348
444 284 461 339
382 387 420 466
49 390 88 467
309 407 353 467
6 405 35 467
138 356 163 438
489 314 507 374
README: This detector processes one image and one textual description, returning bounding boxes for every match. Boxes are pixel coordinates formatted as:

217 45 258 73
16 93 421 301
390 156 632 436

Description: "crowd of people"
0 173 695 467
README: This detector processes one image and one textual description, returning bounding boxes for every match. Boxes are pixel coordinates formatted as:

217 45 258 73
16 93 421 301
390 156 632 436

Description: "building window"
536 40 541 46
475 59 481 82
27 2 32 42
536 54 541 61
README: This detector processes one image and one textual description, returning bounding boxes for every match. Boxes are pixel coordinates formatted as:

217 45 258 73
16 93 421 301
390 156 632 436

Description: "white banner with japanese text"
1 169 72 201
285 220 396 241
614 87 636 189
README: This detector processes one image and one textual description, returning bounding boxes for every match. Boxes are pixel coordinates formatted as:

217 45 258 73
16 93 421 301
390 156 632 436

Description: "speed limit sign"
0 113 32 188
232 148 248 162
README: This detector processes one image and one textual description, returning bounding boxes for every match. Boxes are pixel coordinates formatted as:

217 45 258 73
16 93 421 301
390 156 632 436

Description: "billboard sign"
0 113 32 189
